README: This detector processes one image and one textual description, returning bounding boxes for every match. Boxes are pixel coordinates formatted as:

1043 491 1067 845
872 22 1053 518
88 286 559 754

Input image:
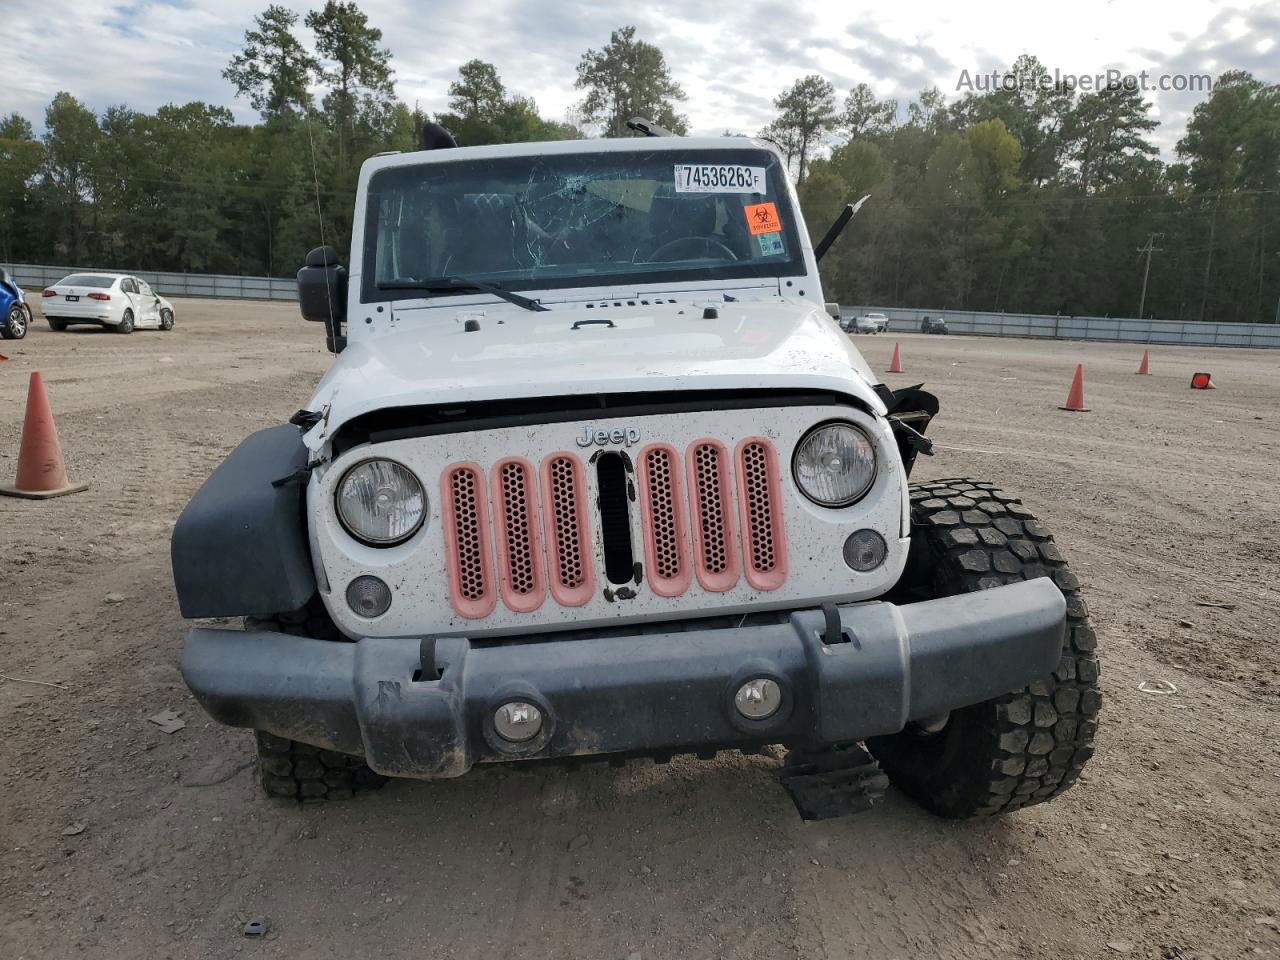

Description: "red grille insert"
491 458 546 613
440 463 496 619
686 440 740 591
736 438 788 590
540 453 594 606
638 444 692 597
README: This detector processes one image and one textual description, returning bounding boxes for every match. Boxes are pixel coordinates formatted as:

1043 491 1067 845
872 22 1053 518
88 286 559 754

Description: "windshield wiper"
378 276 549 312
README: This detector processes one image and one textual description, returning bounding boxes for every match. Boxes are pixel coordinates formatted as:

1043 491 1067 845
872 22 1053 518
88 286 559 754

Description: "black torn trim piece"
289 409 324 430
271 458 326 488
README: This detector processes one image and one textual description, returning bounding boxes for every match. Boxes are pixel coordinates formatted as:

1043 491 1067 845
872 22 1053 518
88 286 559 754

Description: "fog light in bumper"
494 701 543 742
346 575 392 618
734 678 782 720
843 529 887 572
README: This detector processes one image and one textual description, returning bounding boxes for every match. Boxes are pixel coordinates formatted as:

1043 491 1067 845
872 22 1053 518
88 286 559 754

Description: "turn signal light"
87 292 111 301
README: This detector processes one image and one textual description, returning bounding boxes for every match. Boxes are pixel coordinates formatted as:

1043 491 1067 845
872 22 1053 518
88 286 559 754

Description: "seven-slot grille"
440 439 786 618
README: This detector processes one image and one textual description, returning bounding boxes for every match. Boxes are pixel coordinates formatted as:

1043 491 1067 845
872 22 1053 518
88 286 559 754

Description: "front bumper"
182 578 1065 779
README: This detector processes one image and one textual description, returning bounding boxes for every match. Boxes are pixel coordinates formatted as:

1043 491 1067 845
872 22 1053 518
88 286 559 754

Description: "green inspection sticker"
757 231 784 256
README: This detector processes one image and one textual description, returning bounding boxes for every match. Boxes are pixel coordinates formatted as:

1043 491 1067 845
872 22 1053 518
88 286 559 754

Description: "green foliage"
3 19 1277 327
436 60 581 146
761 75 837 183
39 92 101 263
842 83 897 140
0 114 44 262
306 0 395 168
223 5 319 117
796 67 1280 323
575 26 688 137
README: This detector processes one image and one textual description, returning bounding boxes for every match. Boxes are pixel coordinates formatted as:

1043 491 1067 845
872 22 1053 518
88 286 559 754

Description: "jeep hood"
304 298 883 449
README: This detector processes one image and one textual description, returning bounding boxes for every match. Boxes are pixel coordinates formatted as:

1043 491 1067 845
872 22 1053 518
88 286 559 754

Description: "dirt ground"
1 298 1278 960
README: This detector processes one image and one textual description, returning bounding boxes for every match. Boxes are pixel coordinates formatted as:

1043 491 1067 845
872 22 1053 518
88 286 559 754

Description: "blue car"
1 267 31 340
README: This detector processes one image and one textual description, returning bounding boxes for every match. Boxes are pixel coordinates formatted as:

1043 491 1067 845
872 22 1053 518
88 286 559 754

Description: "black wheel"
246 596 387 801
255 731 387 802
868 479 1100 818
116 310 134 334
48 317 67 332
159 308 174 331
1 304 26 339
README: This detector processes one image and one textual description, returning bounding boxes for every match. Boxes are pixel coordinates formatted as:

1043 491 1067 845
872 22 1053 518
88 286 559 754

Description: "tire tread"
869 478 1101 818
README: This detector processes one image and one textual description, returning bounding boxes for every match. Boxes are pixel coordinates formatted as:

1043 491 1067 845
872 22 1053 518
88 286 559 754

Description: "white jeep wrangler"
172 130 1099 818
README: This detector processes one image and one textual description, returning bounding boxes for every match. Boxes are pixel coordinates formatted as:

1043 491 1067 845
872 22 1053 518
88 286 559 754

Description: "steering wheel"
644 237 739 263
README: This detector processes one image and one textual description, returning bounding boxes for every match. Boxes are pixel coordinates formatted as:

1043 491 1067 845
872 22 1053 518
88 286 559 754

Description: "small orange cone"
887 342 903 373
1059 364 1090 412
0 372 89 499
1190 372 1215 390
1136 350 1150 375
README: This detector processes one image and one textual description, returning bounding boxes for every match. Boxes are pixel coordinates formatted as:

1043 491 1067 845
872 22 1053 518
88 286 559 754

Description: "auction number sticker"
674 164 766 193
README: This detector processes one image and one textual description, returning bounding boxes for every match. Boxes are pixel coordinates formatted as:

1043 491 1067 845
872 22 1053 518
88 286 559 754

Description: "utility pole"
1199 196 1219 322
1274 252 1280 325
1137 232 1164 319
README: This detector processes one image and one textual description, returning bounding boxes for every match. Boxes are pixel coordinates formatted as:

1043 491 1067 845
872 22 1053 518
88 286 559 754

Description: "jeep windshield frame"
360 146 805 305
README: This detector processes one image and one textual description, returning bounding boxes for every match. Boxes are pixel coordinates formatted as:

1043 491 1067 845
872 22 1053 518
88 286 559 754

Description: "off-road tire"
248 597 387 801
868 478 1100 818
116 310 134 334
48 317 67 332
255 731 387 801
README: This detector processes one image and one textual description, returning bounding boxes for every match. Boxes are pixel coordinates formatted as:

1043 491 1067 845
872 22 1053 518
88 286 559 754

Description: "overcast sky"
3 0 1277 154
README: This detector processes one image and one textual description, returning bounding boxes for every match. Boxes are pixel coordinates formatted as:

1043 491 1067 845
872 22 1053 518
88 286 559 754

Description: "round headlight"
336 459 426 545
793 422 877 507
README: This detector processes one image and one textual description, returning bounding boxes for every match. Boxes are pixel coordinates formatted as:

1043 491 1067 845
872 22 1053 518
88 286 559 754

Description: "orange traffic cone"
887 342 903 373
1059 364 1090 412
1136 350 1150 375
1190 372 1215 390
0 372 89 499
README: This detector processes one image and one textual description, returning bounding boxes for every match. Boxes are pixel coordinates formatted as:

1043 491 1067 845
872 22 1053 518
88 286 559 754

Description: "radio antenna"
303 110 334 341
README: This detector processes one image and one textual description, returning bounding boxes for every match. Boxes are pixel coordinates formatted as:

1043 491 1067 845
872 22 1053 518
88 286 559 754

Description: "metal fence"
842 305 1280 349
4 260 1278 347
0 262 297 301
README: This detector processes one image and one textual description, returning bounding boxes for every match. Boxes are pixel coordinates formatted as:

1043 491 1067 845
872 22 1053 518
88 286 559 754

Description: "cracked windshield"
364 148 801 298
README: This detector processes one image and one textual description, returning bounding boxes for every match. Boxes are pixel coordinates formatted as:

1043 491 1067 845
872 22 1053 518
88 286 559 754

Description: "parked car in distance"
849 311 888 334
0 267 32 340
921 315 949 334
42 273 175 334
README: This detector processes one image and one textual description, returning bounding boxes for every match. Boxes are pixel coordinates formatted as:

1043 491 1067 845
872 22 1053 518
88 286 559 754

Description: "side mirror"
297 246 348 353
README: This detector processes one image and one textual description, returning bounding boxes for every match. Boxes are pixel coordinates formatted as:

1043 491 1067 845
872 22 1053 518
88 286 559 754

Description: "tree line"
787 60 1280 323
0 8 1276 324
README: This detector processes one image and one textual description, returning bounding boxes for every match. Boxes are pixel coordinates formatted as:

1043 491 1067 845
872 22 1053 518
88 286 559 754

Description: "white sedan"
42 273 175 334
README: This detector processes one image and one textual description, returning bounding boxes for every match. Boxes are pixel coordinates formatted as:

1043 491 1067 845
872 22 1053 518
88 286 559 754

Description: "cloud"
1 0 1274 156
1133 4 1280 152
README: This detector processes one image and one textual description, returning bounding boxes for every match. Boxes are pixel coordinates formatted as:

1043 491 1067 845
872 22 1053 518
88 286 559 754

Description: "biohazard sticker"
757 231 784 256
744 202 781 236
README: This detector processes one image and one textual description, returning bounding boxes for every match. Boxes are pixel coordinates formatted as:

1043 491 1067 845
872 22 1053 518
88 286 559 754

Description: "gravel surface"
1 299 1278 960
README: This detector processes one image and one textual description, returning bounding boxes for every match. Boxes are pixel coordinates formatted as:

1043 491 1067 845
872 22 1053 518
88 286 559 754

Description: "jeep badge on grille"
577 426 640 447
